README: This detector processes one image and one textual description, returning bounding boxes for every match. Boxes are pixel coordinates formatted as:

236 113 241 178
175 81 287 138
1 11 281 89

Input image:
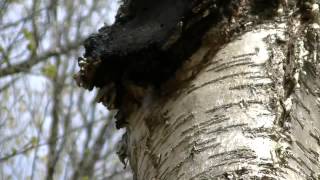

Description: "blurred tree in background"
0 0 132 179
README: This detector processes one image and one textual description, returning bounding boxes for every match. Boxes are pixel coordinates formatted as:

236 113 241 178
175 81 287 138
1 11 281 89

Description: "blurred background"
0 0 132 179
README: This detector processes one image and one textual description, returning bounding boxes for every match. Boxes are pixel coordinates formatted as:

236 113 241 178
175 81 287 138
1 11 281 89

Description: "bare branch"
72 113 114 180
0 77 19 93
0 144 35 162
0 39 84 78
46 56 63 180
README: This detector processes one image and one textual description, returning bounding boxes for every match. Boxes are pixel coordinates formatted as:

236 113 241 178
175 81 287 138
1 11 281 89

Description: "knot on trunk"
74 0 256 128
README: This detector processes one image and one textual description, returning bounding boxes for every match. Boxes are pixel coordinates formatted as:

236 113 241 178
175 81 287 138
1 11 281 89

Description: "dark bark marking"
159 154 193 180
158 132 220 177
190 160 254 180
205 100 264 114
137 149 148 178
292 94 311 114
206 57 252 72
215 61 254 72
206 123 248 135
158 166 170 180
147 113 196 170
280 164 307 178
257 161 287 175
295 141 320 167
300 73 319 97
290 114 305 129
181 115 230 136
249 63 266 67
205 103 236 114
206 58 224 69
242 127 276 138
166 135 193 157
186 71 256 94
290 155 315 176
195 142 220 153
199 115 230 127
195 137 218 147
208 148 257 161
232 52 256 59
171 113 196 133
229 82 273 90
309 129 320 146
150 113 195 153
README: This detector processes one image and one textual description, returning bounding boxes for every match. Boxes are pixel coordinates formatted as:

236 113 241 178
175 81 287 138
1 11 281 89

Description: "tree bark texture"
75 0 320 179
124 21 320 180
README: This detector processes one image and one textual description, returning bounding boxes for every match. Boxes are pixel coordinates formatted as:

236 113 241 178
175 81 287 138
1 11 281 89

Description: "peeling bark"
75 0 320 179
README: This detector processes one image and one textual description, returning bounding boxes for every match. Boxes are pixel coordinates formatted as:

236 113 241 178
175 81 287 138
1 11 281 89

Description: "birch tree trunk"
122 6 320 180
76 1 320 179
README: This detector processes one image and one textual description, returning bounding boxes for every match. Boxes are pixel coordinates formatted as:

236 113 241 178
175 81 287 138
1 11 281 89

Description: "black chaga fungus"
75 0 243 128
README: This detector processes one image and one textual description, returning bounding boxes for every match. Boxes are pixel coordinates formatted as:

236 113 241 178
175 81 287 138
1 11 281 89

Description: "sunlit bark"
124 11 320 180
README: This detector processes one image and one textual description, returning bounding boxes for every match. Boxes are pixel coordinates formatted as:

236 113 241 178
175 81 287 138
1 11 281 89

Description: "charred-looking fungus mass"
75 0 242 128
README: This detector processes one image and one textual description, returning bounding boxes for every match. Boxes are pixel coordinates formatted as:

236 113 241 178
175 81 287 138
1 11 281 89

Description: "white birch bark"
124 20 320 179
